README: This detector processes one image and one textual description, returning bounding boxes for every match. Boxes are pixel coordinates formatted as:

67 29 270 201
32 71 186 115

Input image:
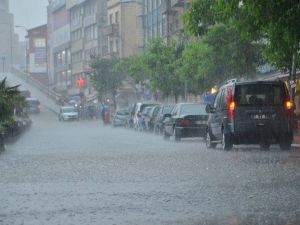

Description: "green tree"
90 57 125 108
143 38 184 101
176 40 214 95
0 78 25 150
184 0 262 86
219 0 300 97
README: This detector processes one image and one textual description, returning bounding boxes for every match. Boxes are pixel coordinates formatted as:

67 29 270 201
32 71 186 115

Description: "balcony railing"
103 23 119 36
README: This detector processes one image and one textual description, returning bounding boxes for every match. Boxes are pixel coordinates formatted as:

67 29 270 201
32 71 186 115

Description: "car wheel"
163 129 170 140
174 128 181 142
260 143 270 150
206 129 217 149
279 134 292 151
222 131 233 151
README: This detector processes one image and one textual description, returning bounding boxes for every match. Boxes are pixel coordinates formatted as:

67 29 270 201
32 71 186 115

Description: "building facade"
142 0 163 46
104 0 144 58
0 0 19 72
161 0 190 42
27 25 48 85
47 0 71 93
66 0 107 96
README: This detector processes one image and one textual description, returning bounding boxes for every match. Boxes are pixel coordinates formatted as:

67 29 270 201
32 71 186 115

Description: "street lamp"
0 22 13 72
15 25 29 74
1 56 5 73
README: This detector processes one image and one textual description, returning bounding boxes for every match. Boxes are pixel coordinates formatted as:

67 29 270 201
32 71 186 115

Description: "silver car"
58 106 79 121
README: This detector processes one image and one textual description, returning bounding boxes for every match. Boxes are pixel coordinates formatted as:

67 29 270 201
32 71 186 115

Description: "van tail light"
228 100 236 119
285 100 293 110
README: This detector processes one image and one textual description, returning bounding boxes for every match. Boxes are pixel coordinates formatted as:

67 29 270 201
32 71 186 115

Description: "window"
109 14 113 25
34 39 46 48
115 11 119 24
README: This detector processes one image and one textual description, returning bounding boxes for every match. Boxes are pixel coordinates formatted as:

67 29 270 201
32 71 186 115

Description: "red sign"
76 77 86 87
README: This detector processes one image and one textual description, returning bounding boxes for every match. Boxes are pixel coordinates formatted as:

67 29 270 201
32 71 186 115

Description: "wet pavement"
0 73 300 224
0 108 300 225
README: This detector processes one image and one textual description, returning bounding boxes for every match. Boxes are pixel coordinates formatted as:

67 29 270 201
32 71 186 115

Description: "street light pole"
184 0 188 101
1 56 5 72
15 25 29 74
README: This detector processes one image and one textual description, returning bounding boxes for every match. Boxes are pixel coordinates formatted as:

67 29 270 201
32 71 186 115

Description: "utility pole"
184 0 188 101
2 56 5 72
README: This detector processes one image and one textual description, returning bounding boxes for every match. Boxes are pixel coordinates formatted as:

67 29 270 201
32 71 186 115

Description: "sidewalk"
0 72 60 114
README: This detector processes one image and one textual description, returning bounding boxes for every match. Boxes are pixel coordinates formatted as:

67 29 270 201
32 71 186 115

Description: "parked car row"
113 102 208 141
2 116 32 143
112 79 294 151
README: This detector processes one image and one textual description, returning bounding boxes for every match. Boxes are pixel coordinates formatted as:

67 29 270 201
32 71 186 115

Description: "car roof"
25 97 39 101
60 106 75 109
222 79 285 88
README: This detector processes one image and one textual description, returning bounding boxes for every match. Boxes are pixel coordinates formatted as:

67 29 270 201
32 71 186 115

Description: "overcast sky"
10 0 48 41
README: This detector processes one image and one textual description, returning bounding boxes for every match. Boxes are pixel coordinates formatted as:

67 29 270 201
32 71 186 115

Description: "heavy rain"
0 0 300 225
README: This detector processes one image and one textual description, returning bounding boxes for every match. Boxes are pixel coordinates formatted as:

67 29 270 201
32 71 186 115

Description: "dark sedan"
163 103 208 141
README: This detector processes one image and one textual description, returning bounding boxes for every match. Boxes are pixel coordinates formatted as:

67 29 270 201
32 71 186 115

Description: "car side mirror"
164 113 172 118
205 104 215 113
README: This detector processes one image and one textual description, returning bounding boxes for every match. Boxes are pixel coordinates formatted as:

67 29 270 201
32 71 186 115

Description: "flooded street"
0 109 299 225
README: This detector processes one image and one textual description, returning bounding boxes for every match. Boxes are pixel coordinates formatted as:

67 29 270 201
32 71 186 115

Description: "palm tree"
0 78 25 151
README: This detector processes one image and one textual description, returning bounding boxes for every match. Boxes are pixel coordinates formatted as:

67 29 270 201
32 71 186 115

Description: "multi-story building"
161 0 191 41
0 0 19 72
47 0 71 93
66 0 107 96
104 0 144 58
26 25 48 85
142 0 163 46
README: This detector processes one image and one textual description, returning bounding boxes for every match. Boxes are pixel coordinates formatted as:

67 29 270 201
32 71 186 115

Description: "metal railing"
11 67 62 101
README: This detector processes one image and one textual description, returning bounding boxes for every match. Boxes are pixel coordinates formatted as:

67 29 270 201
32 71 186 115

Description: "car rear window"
180 104 207 115
235 84 288 106
26 100 40 106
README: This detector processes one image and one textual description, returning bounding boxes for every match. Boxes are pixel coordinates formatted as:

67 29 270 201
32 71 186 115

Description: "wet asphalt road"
0 108 300 225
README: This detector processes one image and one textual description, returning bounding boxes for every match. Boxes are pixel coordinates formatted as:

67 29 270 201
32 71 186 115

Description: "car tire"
206 129 217 149
260 143 270 150
163 129 170 140
279 134 292 151
222 131 233 151
174 128 181 142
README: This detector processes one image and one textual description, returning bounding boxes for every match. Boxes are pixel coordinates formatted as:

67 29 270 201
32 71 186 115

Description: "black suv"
206 80 293 150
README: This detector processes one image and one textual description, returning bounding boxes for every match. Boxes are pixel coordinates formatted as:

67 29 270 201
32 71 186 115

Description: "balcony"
84 14 97 27
171 0 185 8
103 24 119 37
171 0 191 9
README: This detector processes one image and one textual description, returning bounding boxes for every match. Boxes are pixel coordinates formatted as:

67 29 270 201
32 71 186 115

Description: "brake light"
229 101 235 111
228 100 236 119
180 119 190 126
285 100 293 110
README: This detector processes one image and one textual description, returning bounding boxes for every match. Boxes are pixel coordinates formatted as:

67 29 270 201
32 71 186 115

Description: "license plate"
251 114 270 119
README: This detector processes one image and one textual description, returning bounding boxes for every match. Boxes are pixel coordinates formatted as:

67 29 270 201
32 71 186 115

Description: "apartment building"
0 0 19 72
104 0 144 58
27 25 48 85
47 0 71 93
66 0 107 95
161 0 191 41
142 0 163 46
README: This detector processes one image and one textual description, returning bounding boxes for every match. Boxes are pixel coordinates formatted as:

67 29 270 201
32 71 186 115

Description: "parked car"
58 106 79 121
25 97 41 114
205 80 293 150
130 102 159 130
145 105 161 132
112 109 130 127
163 103 208 141
138 106 156 131
153 104 174 134
20 90 31 98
